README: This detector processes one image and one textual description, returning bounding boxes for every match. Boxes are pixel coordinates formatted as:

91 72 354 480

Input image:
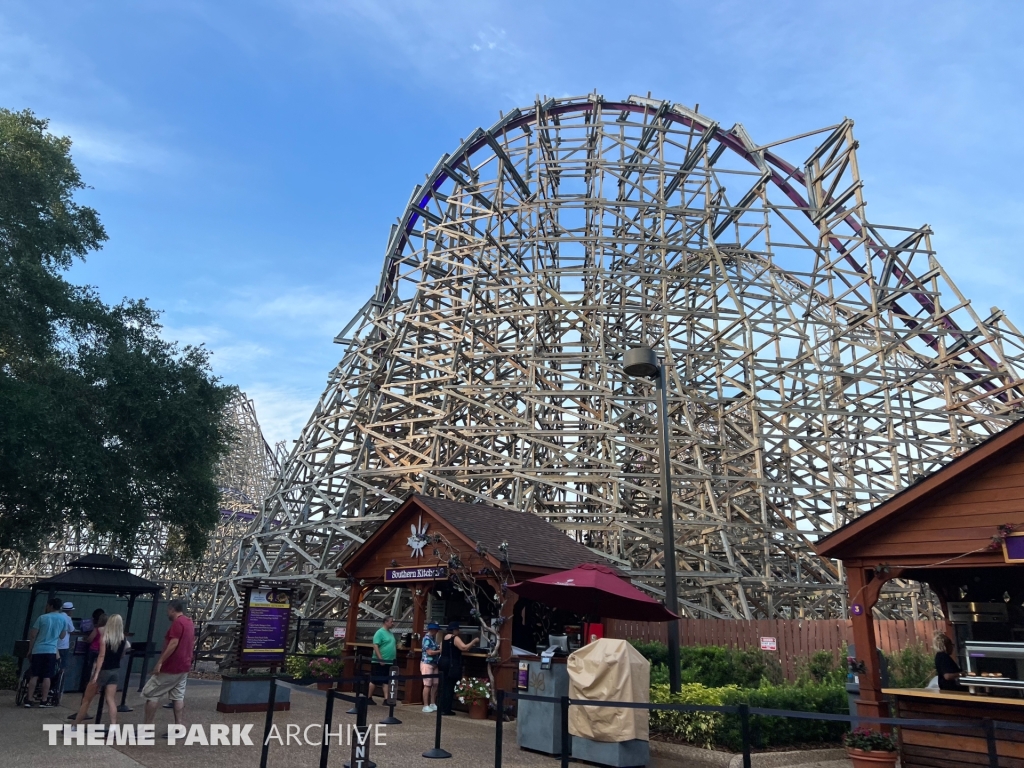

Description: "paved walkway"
1 683 854 768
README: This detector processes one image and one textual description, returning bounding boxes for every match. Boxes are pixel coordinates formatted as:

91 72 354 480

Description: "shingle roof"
412 495 603 571
67 553 133 570
32 567 162 595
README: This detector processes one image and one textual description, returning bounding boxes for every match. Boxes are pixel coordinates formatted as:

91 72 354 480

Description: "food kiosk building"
816 419 1024 766
337 494 603 702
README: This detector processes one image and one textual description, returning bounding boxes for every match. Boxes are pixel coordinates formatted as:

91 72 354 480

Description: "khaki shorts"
142 672 188 701
420 662 437 685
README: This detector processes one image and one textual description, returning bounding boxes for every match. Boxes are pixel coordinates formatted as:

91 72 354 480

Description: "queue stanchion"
319 689 336 768
259 677 278 768
494 689 505 768
347 659 365 715
739 703 751 768
423 668 452 759
118 647 139 712
345 693 376 768
380 664 401 725
559 695 570 768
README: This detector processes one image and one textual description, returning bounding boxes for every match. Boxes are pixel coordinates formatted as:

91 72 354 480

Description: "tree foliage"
0 108 234 560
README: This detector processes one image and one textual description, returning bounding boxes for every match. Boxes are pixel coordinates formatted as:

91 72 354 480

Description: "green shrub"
888 643 933 688
0 655 17 690
630 641 670 668
632 642 783 688
718 683 848 750
647 679 849 751
796 650 846 686
649 683 732 749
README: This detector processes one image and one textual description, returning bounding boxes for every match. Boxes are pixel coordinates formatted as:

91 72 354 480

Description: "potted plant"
454 677 492 719
844 727 898 767
309 656 343 689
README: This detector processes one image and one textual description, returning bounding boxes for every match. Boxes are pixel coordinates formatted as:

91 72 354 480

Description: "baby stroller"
13 640 64 708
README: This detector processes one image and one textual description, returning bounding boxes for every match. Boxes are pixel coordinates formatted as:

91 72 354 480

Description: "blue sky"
2 1 1022 447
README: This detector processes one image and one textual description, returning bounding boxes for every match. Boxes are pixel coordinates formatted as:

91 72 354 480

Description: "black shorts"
372 661 394 683
29 653 57 679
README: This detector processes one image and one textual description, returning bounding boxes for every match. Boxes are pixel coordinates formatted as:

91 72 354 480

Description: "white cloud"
243 382 320 449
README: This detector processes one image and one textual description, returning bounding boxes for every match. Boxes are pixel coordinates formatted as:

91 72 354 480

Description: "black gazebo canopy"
22 553 164 685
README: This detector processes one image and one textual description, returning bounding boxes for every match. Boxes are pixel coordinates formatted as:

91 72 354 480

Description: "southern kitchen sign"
384 565 448 582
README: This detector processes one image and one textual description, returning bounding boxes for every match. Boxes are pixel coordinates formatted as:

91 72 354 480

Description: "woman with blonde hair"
933 632 963 691
71 614 131 730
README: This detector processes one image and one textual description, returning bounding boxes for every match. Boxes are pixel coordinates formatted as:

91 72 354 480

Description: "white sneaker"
422 706 433 713
429 704 438 712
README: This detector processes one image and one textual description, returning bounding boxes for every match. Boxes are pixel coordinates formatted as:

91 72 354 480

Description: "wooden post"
407 584 428 704
342 582 363 685
847 565 889 725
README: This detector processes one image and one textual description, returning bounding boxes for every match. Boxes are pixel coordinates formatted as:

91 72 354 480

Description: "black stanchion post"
380 664 401 724
739 703 751 768
560 695 570 768
319 689 335 768
347 659 365 715
345 694 377 768
494 689 505 768
983 719 998 768
117 651 133 712
259 678 278 768
423 671 452 759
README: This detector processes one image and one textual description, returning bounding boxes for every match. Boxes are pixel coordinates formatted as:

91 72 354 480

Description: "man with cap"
420 622 441 712
56 602 76 693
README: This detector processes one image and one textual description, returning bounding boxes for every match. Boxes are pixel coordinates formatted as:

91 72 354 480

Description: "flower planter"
847 748 898 768
468 699 488 719
316 681 334 690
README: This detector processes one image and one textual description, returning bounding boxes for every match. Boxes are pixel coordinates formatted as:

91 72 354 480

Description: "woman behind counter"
438 621 478 716
934 632 964 691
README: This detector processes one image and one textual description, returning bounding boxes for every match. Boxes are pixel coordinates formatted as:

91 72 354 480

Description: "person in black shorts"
25 598 67 707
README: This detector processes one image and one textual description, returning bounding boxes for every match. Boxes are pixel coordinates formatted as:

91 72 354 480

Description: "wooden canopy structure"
337 494 602 700
816 417 1024 720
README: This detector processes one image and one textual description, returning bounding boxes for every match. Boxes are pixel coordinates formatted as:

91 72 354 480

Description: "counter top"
883 688 1024 707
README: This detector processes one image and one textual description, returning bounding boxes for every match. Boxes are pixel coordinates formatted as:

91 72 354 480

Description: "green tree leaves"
0 109 233 561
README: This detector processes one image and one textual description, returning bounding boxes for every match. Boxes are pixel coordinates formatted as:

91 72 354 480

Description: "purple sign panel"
384 566 447 582
1004 533 1024 563
241 588 292 664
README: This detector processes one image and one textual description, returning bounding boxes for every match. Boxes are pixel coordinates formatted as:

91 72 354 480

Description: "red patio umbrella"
509 563 678 622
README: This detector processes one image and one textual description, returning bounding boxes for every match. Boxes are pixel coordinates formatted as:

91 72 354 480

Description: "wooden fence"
605 618 946 681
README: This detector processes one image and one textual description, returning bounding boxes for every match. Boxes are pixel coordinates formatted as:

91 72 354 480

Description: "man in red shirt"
142 600 195 729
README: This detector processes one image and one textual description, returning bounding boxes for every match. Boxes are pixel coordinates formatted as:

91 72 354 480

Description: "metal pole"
559 695 571 768
494 689 505 768
260 677 277 768
319 689 335 768
656 361 681 694
423 669 452 759
739 703 751 768
983 718 998 768
138 590 160 691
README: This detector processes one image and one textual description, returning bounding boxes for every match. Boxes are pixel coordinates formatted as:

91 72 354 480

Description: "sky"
2 0 1023 448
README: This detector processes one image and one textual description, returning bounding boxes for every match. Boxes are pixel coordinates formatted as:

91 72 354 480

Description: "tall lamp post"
623 345 681 694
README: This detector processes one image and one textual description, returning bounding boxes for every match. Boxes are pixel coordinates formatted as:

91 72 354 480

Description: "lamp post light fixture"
623 345 681 694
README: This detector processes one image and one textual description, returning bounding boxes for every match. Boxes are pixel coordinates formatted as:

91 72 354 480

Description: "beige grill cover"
567 638 650 742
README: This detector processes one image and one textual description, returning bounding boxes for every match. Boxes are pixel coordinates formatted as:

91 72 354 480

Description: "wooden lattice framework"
209 94 1024 648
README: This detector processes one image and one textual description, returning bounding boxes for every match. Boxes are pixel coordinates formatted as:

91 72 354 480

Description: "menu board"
241 588 292 665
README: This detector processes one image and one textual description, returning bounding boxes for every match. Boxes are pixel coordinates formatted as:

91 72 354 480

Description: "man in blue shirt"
25 598 68 707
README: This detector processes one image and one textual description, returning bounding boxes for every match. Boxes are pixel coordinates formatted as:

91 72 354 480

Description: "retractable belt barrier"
496 689 1018 768
258 670 445 768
